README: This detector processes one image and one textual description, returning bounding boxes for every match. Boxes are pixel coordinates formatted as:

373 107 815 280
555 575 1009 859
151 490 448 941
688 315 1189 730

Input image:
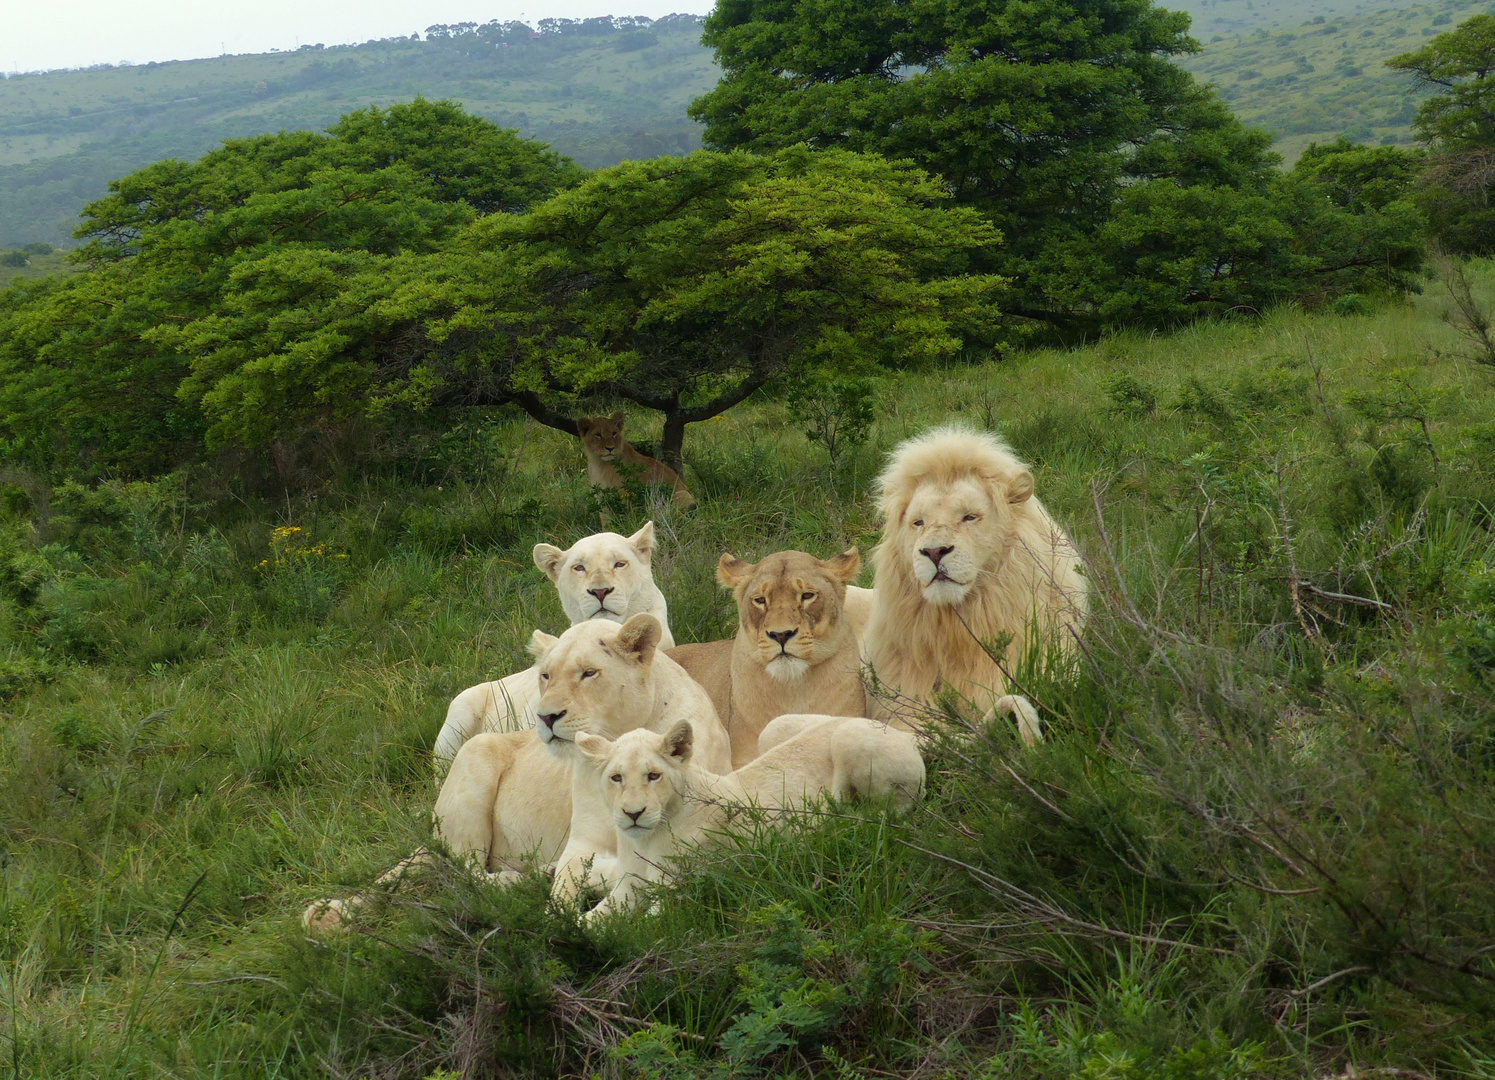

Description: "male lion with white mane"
433 522 673 771
863 425 1086 744
573 715 924 922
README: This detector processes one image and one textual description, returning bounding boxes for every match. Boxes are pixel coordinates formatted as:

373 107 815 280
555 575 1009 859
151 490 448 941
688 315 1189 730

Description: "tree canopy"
0 99 579 472
690 0 1426 327
158 147 1004 470
1390 16 1495 254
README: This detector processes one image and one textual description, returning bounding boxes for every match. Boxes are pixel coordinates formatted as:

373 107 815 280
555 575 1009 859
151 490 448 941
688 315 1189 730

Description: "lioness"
578 411 695 508
434 522 673 770
303 613 733 931
863 426 1087 744
667 549 869 768
574 715 924 921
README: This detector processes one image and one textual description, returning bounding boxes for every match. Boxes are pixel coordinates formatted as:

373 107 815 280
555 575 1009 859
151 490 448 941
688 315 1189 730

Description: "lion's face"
529 613 662 756
717 549 860 681
576 722 693 838
534 522 657 627
897 472 1031 606
577 411 626 461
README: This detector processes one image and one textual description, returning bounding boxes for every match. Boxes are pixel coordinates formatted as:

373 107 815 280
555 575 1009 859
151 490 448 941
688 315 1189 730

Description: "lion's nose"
538 709 567 729
921 545 955 566
588 587 614 602
624 808 644 824
767 628 798 647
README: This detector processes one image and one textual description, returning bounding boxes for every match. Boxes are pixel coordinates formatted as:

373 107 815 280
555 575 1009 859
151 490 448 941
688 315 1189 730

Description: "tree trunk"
660 411 688 475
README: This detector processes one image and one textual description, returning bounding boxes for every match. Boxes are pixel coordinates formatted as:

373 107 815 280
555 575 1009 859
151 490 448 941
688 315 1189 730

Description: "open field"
3 268 1494 1075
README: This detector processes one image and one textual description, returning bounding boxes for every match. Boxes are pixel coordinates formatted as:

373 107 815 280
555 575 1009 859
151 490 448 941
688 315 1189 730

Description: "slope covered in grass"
0 16 717 248
1177 0 1490 159
2 273 1494 1075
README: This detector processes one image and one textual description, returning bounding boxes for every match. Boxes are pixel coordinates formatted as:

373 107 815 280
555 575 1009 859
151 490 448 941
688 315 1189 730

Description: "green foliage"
1390 15 1495 252
144 146 1002 469
786 373 878 471
0 100 576 474
689 0 1426 327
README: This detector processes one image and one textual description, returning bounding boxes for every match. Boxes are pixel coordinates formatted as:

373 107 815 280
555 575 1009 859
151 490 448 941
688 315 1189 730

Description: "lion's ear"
609 409 625 427
662 720 693 764
576 417 594 437
574 732 612 764
529 629 560 658
614 613 661 665
718 552 754 589
821 547 860 583
533 543 565 581
628 521 656 562
1006 469 1035 504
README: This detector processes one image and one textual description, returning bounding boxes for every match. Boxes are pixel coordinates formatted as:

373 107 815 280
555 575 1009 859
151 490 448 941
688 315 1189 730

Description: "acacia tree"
173 147 1005 470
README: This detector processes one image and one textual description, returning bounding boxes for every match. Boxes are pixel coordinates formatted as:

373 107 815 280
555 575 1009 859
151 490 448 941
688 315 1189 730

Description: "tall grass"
2 278 1495 1076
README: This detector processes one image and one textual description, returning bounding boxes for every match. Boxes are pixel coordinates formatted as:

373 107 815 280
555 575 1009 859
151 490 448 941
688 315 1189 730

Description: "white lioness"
302 613 733 932
862 426 1087 745
433 522 674 770
667 549 869 768
574 715 924 921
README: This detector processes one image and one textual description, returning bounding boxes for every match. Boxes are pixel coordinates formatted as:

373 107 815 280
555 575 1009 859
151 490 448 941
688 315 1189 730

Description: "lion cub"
573 715 924 921
577 411 695 508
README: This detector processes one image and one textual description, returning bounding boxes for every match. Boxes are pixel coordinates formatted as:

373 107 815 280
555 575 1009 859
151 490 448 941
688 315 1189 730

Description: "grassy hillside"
1 1 1483 248
0 16 718 248
1177 0 1490 160
2 275 1494 1075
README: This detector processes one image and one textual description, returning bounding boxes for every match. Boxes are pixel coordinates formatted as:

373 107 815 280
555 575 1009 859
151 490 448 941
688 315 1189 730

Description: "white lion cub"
433 522 673 770
573 715 925 922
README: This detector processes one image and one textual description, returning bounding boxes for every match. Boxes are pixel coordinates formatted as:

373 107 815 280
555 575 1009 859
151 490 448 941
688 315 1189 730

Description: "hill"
0 15 717 248
0 1 1487 249
1175 0 1491 160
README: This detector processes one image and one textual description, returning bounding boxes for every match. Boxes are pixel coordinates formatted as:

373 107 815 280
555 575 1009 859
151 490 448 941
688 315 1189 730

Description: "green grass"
3 272 1495 1076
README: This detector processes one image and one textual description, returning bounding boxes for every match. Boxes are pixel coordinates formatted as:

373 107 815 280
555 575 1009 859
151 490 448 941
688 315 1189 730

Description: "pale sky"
2 0 714 74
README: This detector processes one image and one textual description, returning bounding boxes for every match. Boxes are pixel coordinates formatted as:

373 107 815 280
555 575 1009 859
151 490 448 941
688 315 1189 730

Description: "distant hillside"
0 15 718 248
1 2 1486 249
1175 0 1492 160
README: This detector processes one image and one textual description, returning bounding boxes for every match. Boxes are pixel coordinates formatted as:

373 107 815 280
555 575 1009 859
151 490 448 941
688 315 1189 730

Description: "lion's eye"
610 774 622 783
647 772 661 782
581 668 598 679
912 519 924 528
752 596 766 607
962 513 979 523
801 592 816 602
572 563 585 572
614 560 627 569
540 672 550 681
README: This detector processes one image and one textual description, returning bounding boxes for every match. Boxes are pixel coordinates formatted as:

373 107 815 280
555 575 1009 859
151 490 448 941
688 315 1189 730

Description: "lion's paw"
487 869 523 888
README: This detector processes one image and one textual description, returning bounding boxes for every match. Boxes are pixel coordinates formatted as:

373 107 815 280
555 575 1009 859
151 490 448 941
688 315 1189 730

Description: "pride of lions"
304 425 1086 932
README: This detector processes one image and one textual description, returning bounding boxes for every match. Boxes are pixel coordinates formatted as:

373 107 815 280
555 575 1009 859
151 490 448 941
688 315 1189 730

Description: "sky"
2 0 715 74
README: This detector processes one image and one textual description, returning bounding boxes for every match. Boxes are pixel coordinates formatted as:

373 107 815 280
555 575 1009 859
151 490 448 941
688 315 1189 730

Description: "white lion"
433 522 673 770
303 613 732 932
573 715 924 922
862 426 1086 745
